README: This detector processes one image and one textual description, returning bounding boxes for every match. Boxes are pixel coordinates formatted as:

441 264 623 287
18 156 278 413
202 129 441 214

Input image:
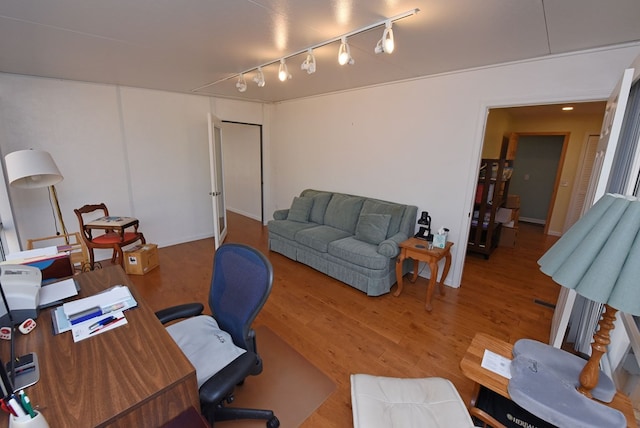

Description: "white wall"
270 43 640 287
2 43 640 285
0 74 265 254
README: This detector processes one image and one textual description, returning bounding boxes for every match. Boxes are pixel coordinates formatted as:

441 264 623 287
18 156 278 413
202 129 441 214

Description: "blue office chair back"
209 243 273 351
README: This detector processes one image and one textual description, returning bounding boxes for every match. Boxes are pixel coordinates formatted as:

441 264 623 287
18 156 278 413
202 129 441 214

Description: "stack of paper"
52 285 137 336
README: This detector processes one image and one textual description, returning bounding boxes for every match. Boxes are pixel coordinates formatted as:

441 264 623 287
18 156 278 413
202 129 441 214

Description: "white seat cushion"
167 315 246 388
350 374 475 428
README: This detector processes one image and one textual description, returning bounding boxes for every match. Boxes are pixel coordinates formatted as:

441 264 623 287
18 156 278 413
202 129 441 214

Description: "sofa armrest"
273 209 289 220
377 232 408 258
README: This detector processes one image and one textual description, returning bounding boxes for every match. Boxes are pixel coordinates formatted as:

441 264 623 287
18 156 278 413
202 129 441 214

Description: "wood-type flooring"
127 212 561 427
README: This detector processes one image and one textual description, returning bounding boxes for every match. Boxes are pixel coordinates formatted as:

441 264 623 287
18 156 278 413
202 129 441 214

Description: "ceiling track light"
253 67 266 87
375 20 395 54
278 59 291 82
192 8 419 93
338 37 354 66
235 73 247 92
301 49 316 74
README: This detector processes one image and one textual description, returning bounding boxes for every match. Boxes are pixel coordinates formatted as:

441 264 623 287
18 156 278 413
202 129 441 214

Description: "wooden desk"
0 266 199 427
460 333 637 428
394 238 453 311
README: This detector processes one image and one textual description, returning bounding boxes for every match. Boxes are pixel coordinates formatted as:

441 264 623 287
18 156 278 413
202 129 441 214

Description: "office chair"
156 243 279 428
74 203 145 270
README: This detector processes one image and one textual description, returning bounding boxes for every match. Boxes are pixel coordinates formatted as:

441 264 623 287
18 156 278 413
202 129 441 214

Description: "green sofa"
268 189 418 296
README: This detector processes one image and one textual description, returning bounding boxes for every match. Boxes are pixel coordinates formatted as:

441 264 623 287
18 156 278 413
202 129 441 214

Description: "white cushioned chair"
351 374 507 428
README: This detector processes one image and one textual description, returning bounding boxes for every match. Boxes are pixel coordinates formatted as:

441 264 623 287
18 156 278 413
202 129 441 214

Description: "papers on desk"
71 311 128 342
6 246 59 261
51 285 137 335
39 278 79 308
481 349 512 379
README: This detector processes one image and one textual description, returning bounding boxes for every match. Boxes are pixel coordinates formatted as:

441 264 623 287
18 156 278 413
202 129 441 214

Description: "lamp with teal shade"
503 193 640 428
538 193 640 398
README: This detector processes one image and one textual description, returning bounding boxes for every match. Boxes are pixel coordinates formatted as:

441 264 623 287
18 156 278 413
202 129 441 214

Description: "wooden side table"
460 333 638 428
85 216 140 240
395 237 454 311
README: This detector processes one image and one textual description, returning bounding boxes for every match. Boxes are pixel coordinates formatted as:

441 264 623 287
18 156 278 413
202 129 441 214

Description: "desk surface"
0 266 198 427
460 333 638 428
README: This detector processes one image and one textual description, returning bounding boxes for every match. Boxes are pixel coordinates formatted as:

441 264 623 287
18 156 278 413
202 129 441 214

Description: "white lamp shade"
4 149 63 188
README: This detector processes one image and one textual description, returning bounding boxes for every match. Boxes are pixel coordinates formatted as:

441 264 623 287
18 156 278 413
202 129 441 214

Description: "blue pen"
89 316 116 330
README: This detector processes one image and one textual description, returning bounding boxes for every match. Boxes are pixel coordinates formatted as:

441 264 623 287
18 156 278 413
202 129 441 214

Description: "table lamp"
4 149 69 243
538 192 640 399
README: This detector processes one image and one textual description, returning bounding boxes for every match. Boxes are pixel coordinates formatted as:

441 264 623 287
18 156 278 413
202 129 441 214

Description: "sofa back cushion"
360 199 406 238
355 214 392 245
324 194 365 233
301 189 333 224
287 196 313 222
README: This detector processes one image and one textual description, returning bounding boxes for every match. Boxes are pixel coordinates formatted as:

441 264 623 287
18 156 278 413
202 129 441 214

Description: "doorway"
509 133 568 235
220 121 264 223
479 102 606 237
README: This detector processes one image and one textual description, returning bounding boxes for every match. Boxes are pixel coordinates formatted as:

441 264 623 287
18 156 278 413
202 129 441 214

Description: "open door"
549 60 639 348
207 114 227 249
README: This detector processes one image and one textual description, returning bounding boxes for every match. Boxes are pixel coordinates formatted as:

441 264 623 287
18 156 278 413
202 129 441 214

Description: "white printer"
0 265 42 325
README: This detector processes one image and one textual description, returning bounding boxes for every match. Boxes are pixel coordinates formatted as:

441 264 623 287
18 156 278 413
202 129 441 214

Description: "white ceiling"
1 0 640 103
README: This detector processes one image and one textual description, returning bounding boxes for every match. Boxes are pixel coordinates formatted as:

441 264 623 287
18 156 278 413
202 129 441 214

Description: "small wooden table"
460 333 638 428
85 216 140 241
395 237 454 311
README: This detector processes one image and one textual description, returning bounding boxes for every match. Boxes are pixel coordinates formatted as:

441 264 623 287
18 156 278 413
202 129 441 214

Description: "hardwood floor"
127 214 561 427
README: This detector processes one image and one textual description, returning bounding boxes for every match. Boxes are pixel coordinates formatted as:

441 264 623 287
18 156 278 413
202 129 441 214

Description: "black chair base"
205 406 279 428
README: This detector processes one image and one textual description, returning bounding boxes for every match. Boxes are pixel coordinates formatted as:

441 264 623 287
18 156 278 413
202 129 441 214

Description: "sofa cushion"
296 225 351 253
268 219 317 241
310 192 332 224
360 199 406 238
287 196 313 222
324 194 365 234
355 214 392 245
328 237 389 270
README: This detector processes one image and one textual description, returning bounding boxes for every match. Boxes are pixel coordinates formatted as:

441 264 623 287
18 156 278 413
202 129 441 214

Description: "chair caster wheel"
266 416 280 428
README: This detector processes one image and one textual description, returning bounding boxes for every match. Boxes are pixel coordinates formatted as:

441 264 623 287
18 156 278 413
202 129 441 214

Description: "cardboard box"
124 244 159 275
499 226 518 248
506 194 521 209
495 208 515 224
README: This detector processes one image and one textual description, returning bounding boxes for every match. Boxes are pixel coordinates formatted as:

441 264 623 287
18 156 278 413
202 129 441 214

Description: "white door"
207 114 227 249
549 58 639 348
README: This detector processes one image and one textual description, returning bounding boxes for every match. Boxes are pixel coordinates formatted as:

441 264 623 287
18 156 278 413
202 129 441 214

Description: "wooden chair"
26 232 91 273
74 203 145 270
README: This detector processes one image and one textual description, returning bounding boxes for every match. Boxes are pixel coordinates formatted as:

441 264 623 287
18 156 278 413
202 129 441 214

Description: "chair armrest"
155 303 204 324
377 232 408 257
199 351 258 404
468 406 507 428
273 209 289 220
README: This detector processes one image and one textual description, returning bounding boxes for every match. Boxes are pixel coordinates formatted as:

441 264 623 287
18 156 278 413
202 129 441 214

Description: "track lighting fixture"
338 37 354 66
192 8 419 94
301 49 316 74
235 73 247 92
253 67 266 87
375 20 395 54
278 59 291 82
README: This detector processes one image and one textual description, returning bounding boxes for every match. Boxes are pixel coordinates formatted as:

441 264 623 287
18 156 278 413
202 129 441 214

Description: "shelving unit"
468 157 513 258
